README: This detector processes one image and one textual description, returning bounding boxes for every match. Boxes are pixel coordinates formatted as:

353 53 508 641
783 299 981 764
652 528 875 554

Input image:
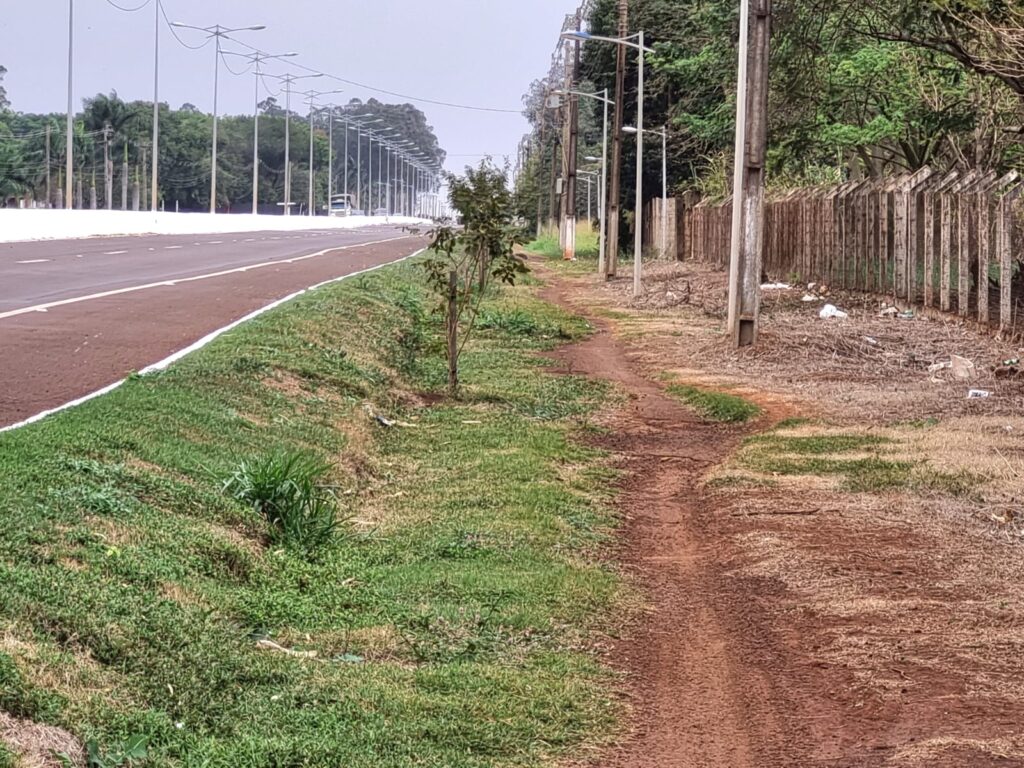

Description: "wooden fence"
681 167 1024 336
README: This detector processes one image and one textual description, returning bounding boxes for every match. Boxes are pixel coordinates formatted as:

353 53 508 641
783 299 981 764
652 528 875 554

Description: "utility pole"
66 0 74 210
559 39 572 252
606 0 628 278
563 15 581 260
45 125 51 207
102 124 112 210
727 0 772 347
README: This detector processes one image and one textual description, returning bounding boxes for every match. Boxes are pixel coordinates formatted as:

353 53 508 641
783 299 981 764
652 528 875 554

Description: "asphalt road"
0 226 427 428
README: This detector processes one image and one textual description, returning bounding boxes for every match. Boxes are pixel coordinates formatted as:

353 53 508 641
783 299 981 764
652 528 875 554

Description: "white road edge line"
16 259 50 264
104 250 128 255
0 247 426 435
0 235 413 321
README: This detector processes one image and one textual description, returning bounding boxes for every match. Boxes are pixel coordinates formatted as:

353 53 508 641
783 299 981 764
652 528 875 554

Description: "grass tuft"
222 450 341 556
666 384 761 423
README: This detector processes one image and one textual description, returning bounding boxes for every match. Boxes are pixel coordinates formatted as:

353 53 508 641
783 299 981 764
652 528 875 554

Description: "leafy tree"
0 65 9 112
425 161 528 397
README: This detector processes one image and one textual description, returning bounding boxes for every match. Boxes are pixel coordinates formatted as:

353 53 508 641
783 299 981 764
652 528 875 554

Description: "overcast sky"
0 0 571 172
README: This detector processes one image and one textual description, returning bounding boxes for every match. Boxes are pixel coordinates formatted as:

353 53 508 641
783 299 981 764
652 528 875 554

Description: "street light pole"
66 0 74 210
561 30 651 295
172 21 265 215
151 0 159 211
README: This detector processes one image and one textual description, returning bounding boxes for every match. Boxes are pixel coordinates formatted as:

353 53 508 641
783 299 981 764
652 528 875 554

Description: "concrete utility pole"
66 0 74 210
727 0 771 347
563 16 582 260
606 0 629 278
45 125 51 207
151 0 160 211
102 125 112 210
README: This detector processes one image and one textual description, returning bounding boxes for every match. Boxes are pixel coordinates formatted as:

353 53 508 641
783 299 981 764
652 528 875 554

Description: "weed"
76 735 148 768
666 384 760 423
222 451 341 555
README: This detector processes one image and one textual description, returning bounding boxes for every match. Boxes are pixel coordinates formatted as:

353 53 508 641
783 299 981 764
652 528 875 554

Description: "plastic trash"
761 282 791 290
928 361 952 373
950 354 976 381
801 294 819 303
862 336 879 346
820 304 848 320
879 307 899 317
967 389 991 399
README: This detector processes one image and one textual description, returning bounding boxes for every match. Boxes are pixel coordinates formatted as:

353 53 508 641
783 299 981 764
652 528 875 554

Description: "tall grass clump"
222 450 341 555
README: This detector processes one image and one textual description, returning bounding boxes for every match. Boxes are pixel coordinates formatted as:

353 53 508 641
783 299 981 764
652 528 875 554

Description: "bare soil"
539 258 1024 767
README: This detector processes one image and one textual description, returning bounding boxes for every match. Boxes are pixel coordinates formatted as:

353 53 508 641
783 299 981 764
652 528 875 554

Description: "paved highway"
0 226 427 427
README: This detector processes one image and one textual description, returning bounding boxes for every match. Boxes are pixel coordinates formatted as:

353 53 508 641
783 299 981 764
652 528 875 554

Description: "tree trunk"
446 270 459 397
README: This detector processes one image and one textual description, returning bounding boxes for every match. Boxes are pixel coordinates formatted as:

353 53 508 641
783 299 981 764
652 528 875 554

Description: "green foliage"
222 451 340 555
425 160 530 395
666 384 761 423
84 735 148 768
0 87 443 210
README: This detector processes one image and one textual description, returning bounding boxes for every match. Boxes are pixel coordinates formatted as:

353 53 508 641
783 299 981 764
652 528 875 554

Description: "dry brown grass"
0 711 83 768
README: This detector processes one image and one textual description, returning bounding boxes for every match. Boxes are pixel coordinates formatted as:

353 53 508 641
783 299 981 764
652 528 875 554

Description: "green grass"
665 384 761 423
525 226 599 262
0 261 621 766
737 431 976 494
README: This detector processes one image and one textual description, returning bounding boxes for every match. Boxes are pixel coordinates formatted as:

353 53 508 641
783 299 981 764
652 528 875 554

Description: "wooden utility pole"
605 0 629 278
726 0 771 347
549 140 560 227
559 39 573 252
536 118 547 237
563 16 582 260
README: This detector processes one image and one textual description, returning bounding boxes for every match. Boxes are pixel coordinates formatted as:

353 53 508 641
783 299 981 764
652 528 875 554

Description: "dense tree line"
516 0 1024 236
0 67 445 211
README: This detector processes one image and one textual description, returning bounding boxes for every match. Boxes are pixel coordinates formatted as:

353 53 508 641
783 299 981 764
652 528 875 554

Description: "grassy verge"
0 261 621 766
666 384 761 424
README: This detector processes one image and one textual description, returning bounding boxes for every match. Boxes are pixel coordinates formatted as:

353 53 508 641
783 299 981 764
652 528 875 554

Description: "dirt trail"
542 268 1024 768
542 278 804 767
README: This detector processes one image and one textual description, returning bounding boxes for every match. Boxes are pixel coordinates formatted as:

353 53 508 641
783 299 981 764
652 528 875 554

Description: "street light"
224 50 297 215
303 89 344 216
265 72 323 215
562 29 654 296
350 117 382 212
551 88 613 274
172 21 265 214
624 124 668 259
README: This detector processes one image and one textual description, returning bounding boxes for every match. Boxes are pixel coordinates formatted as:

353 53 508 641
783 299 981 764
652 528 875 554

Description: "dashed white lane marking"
75 255 84 258
104 250 128 255
164 245 182 250
0 234 416 321
16 259 50 264
206 240 223 245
